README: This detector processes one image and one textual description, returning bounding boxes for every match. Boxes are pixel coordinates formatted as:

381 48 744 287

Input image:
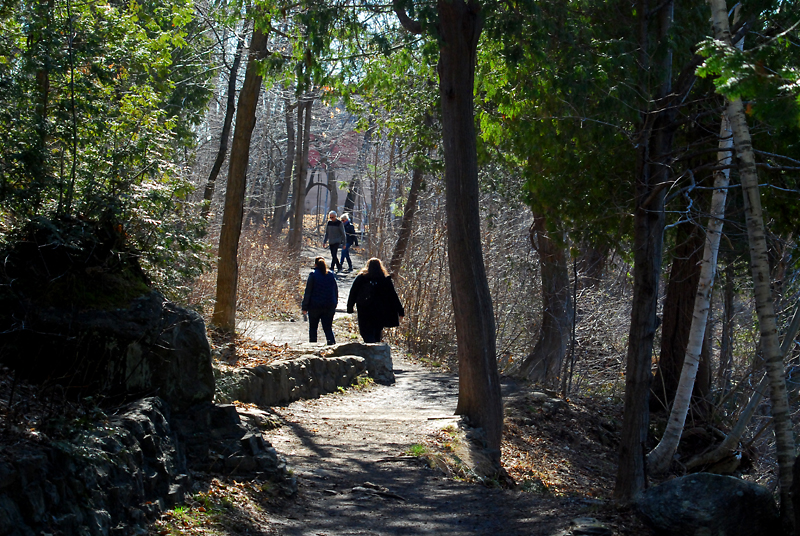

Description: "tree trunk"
652 223 705 412
211 28 268 333
517 213 573 385
615 0 674 503
270 97 295 236
389 165 423 275
718 262 735 394
201 30 245 220
288 97 313 252
328 169 339 214
708 1 795 530
577 243 607 289
647 112 733 475
437 0 503 466
344 127 373 214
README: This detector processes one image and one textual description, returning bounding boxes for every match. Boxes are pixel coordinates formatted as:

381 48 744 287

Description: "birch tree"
706 0 795 529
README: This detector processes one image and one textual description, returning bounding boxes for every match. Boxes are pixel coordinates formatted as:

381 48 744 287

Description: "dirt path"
238 247 620 535
260 355 599 536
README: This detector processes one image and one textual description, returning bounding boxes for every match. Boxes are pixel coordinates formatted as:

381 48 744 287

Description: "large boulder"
0 219 214 411
636 473 779 536
0 290 214 412
327 342 395 384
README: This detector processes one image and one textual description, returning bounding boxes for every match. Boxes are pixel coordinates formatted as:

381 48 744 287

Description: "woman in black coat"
346 258 404 343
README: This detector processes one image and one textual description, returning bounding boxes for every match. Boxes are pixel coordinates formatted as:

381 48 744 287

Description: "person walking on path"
339 213 359 272
301 256 338 345
347 258 404 343
323 211 346 272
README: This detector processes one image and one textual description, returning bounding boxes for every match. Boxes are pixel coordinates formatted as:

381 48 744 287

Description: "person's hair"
328 210 338 218
314 256 328 274
340 213 349 222
359 257 389 278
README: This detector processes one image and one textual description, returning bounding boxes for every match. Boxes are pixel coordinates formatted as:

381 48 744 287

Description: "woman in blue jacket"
301 257 338 345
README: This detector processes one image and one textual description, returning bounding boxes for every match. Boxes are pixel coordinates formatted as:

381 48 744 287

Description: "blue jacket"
301 269 338 310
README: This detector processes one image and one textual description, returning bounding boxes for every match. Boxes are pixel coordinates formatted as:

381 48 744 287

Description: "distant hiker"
339 213 359 272
347 257 404 343
322 210 346 272
301 256 338 345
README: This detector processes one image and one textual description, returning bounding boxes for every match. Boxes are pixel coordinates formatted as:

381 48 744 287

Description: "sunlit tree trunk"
270 97 295 236
288 97 312 252
389 165 423 275
708 1 795 530
212 28 267 333
202 29 245 220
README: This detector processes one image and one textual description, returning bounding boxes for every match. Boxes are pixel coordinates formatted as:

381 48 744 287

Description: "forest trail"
236 249 616 535
257 355 601 536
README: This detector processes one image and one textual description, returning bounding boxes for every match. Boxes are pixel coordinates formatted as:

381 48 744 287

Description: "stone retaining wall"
215 355 367 406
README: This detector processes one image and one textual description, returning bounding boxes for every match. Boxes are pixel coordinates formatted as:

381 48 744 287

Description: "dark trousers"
308 307 336 345
358 316 383 343
329 244 342 271
340 243 352 270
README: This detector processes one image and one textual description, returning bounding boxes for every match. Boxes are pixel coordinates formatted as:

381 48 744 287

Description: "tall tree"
706 0 795 528
212 26 268 332
287 96 312 251
270 95 296 235
615 0 676 502
202 27 247 220
395 0 503 462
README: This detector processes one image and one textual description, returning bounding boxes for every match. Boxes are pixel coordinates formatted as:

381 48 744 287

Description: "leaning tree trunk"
615 0 674 503
270 97 295 236
517 213 573 385
708 1 795 530
201 30 245 220
389 165 423 275
288 97 313 252
437 0 503 465
646 112 733 475
212 28 268 333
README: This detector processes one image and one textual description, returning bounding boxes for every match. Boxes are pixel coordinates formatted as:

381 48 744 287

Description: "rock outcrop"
0 398 187 536
636 473 780 536
0 397 295 536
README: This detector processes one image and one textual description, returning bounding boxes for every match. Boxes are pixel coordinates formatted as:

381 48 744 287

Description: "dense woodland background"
1 0 800 530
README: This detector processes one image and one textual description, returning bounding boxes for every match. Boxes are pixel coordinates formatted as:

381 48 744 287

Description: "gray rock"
327 342 395 384
636 473 779 536
0 291 214 412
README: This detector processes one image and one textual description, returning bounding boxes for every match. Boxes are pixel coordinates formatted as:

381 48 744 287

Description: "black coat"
347 274 404 328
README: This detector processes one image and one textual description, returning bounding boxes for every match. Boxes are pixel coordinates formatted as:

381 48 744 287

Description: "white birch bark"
707 0 795 529
646 113 733 474
686 301 800 470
